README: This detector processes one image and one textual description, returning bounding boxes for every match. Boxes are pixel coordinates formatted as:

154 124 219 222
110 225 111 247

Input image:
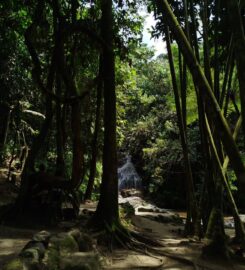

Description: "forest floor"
82 198 245 270
0 169 245 270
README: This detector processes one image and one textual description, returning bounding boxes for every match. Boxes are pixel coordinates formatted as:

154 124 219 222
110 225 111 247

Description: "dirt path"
0 226 38 268
104 200 245 270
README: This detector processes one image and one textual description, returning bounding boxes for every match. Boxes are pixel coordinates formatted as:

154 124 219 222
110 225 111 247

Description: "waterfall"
118 156 142 190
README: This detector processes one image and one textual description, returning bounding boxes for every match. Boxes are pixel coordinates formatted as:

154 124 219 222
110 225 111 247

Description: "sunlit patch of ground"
0 226 37 268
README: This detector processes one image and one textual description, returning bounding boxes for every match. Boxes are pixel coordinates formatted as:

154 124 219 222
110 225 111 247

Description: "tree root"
104 229 220 270
89 218 244 270
94 223 201 269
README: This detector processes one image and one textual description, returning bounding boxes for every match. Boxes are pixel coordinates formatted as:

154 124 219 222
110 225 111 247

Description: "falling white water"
118 156 142 190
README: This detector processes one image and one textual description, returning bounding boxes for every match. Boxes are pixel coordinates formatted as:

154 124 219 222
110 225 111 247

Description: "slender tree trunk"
223 116 242 171
202 0 213 88
178 50 187 131
94 0 119 227
214 0 220 100
165 26 199 236
71 100 84 188
55 75 65 177
84 67 103 201
223 62 235 117
156 0 245 196
220 37 234 107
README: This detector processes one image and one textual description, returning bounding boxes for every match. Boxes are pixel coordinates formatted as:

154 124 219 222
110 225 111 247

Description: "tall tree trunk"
165 27 199 236
178 50 187 131
213 0 220 100
71 100 84 188
94 0 119 227
55 75 65 177
202 0 213 88
156 0 245 196
220 37 234 107
84 66 103 201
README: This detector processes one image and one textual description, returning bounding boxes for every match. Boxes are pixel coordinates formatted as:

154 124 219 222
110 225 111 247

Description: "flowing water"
118 156 142 190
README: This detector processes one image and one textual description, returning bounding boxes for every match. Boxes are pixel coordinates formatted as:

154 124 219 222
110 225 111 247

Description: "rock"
19 241 46 262
120 189 142 198
155 213 183 224
21 261 43 270
137 206 155 213
60 252 101 270
46 244 60 269
224 220 234 229
137 205 169 213
120 202 135 216
32 230 51 244
68 229 81 242
50 233 79 254
118 196 144 209
3 259 22 270
46 245 60 270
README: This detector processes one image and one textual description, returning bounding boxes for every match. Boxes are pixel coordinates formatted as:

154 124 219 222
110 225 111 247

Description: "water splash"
118 156 142 190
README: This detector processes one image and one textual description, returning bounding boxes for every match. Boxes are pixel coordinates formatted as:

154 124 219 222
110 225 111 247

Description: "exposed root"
91 222 202 270
88 215 245 270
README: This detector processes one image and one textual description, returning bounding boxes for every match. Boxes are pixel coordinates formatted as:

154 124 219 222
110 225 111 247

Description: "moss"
47 246 60 270
3 259 22 270
50 234 79 254
60 235 79 253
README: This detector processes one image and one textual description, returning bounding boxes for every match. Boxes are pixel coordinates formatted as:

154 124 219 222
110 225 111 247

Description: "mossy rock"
68 229 81 242
3 259 22 270
50 233 79 254
120 202 135 216
33 230 51 243
47 246 60 270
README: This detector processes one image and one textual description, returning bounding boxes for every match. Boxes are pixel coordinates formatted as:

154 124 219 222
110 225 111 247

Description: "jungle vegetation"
1 0 245 259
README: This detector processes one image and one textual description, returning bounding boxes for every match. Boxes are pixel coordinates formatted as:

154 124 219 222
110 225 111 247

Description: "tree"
93 0 119 227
